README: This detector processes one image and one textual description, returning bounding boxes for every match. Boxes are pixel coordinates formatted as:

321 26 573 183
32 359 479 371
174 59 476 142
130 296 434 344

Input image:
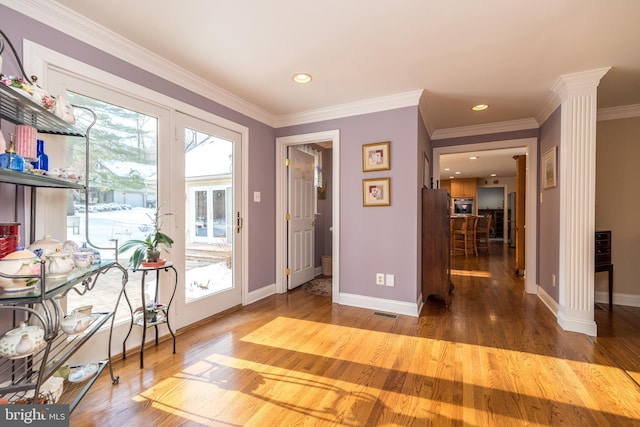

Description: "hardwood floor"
71 243 640 426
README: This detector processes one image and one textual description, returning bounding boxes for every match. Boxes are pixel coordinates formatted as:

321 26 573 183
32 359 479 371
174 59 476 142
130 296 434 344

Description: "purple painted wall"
277 107 421 303
0 6 276 292
538 107 561 301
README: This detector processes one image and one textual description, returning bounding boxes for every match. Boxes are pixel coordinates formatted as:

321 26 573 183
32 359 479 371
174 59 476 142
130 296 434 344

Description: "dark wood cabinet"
421 188 452 307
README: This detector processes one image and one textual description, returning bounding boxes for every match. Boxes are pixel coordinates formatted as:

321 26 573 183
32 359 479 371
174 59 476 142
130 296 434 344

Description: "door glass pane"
195 190 208 237
64 92 158 322
185 128 233 302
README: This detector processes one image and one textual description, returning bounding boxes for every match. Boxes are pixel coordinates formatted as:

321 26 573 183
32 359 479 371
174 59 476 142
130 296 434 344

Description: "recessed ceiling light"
444 168 451 171
293 73 312 83
449 176 454 179
469 156 478 160
455 171 461 175
472 104 489 111
491 173 497 177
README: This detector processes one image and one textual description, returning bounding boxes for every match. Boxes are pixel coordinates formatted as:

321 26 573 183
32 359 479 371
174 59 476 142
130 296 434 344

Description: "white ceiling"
18 1 640 177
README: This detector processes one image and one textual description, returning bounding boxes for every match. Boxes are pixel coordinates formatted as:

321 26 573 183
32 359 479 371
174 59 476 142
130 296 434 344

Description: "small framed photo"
363 178 390 206
542 146 557 189
362 141 390 171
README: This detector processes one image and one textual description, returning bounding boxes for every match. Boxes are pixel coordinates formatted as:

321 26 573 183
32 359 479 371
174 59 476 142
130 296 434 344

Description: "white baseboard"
595 291 640 308
536 285 559 318
246 283 276 305
338 292 419 317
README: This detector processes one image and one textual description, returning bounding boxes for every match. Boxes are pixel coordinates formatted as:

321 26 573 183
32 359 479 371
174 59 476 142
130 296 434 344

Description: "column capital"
551 67 611 100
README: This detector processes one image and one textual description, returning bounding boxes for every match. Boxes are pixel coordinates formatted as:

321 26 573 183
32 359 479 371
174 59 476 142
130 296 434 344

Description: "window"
64 91 159 322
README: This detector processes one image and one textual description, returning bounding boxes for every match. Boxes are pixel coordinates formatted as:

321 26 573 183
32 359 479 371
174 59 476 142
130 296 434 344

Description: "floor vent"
373 311 398 319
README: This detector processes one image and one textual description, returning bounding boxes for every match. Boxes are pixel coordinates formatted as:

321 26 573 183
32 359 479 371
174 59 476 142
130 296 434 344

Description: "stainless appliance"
452 197 474 215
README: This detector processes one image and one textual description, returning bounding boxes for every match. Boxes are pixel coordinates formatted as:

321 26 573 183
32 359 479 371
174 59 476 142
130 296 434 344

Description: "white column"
552 67 609 336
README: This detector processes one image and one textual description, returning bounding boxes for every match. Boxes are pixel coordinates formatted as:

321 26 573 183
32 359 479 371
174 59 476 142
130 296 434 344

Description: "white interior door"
287 147 315 289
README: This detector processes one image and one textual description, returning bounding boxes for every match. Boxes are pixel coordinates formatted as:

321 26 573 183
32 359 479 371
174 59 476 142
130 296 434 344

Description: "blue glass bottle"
0 134 25 172
31 139 49 171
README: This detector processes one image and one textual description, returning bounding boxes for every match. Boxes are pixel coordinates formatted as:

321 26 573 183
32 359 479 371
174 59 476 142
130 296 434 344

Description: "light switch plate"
385 274 395 287
253 191 261 202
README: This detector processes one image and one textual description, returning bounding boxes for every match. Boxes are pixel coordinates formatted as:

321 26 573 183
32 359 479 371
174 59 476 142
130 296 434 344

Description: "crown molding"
275 90 423 128
597 104 640 121
1 0 277 127
431 118 539 140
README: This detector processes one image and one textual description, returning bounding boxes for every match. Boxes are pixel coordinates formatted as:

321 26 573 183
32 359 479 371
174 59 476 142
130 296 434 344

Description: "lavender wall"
0 6 276 292
277 107 421 303
538 108 561 301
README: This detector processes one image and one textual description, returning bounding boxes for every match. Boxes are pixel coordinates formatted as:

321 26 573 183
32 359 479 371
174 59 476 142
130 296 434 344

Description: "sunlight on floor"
450 269 492 278
131 317 640 425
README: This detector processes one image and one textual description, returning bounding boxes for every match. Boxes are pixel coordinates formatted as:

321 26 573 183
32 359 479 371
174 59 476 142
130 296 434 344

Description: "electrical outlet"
376 273 385 285
552 274 556 287
385 274 395 287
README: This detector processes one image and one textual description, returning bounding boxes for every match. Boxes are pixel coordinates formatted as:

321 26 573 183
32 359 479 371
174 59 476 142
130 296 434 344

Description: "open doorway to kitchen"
434 137 538 294
276 130 340 302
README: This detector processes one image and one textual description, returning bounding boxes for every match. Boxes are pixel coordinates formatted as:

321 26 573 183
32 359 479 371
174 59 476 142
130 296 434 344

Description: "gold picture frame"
362 141 390 171
542 146 557 189
363 178 390 206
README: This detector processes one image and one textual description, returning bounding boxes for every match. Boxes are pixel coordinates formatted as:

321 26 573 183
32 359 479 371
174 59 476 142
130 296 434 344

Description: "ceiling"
45 0 640 131
17 1 640 178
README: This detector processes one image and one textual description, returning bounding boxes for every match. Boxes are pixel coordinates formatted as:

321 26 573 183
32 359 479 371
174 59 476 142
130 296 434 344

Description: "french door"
175 113 242 322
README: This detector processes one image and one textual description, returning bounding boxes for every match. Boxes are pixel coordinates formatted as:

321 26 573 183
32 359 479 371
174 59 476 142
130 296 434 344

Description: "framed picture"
363 177 390 206
362 141 390 171
542 147 557 189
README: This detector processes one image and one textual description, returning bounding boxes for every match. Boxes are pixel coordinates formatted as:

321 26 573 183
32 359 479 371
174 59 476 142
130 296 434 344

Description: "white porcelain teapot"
0 322 45 359
45 251 74 277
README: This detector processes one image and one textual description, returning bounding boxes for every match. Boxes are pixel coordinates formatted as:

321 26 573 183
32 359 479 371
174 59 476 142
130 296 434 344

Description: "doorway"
434 137 538 294
275 130 341 302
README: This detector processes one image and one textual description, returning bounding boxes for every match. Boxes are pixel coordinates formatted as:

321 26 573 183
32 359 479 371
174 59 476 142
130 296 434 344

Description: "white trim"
339 293 419 317
246 283 276 305
5 0 275 127
431 118 539 140
275 91 423 128
275 130 340 302
598 104 640 121
595 291 640 308
433 137 538 295
537 285 558 317
536 93 561 126
557 312 597 336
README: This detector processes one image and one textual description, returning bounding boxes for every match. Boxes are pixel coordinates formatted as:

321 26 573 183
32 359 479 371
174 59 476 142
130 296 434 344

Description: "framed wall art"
542 146 557 189
363 177 390 206
362 141 390 171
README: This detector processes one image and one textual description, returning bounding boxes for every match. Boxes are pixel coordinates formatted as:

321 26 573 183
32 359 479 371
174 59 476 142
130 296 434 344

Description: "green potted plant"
118 207 173 269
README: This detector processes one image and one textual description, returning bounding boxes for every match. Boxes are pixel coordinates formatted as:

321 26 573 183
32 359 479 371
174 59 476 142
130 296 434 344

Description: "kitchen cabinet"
441 178 477 198
0 83 127 410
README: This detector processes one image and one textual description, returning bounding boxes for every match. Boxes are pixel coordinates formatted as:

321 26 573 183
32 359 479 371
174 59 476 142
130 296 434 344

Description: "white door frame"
276 130 340 302
433 137 538 294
